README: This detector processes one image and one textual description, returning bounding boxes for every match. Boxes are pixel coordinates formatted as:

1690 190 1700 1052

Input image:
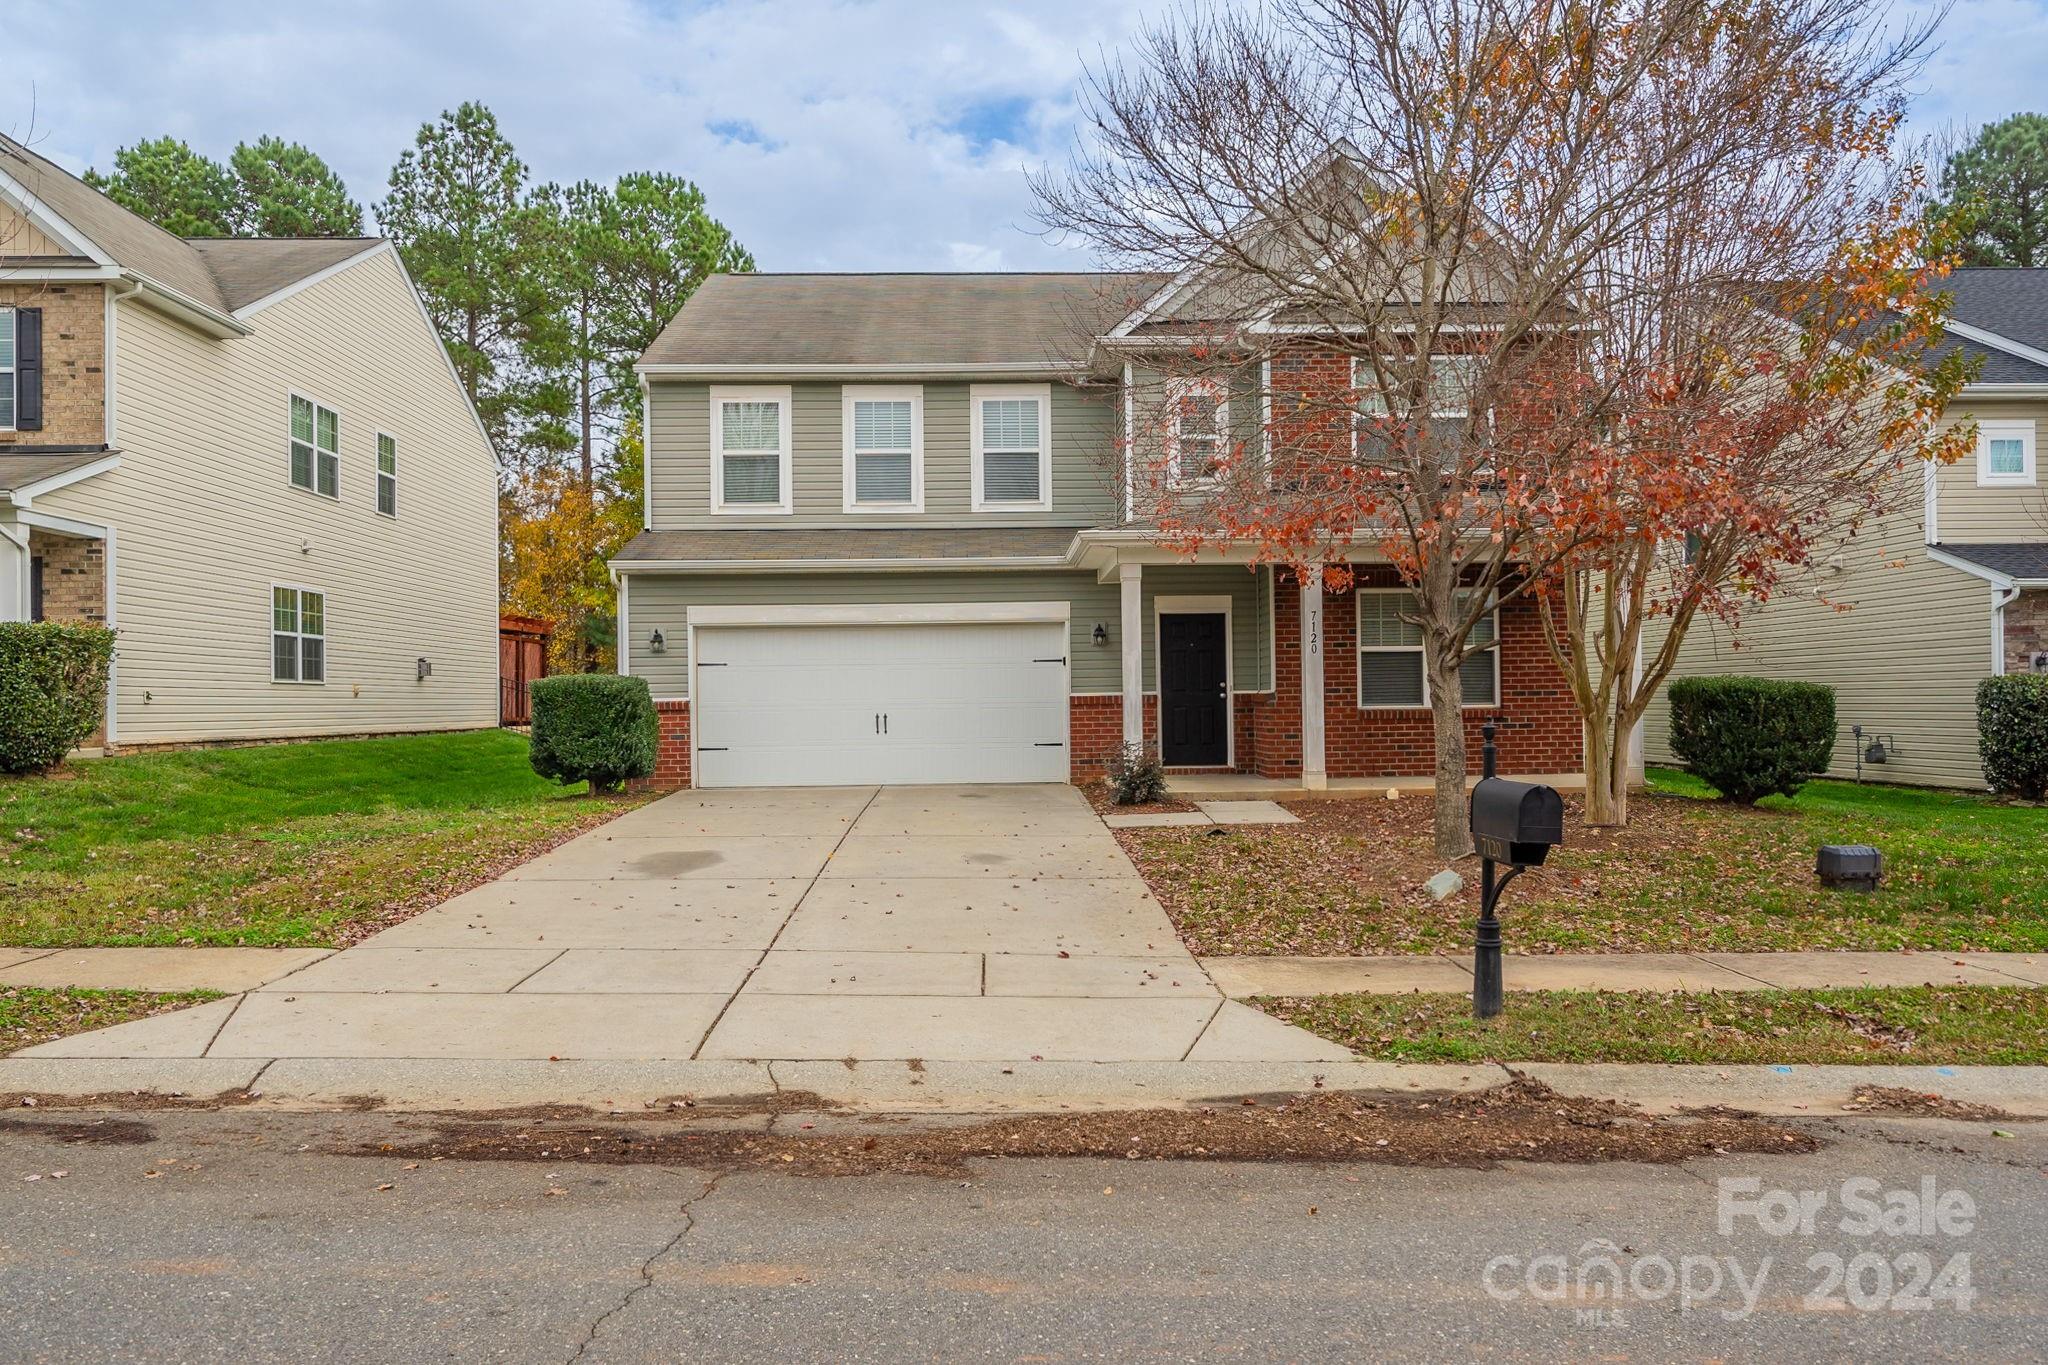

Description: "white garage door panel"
694 620 1069 787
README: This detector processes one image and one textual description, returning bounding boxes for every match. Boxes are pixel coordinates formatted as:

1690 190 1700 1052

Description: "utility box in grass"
1815 844 1884 891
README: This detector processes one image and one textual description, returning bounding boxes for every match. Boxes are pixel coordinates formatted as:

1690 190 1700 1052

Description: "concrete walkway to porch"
11 785 1349 1070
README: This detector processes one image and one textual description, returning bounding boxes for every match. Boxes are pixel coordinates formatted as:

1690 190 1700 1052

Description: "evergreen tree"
230 136 364 236
1937 114 2048 267
84 136 238 237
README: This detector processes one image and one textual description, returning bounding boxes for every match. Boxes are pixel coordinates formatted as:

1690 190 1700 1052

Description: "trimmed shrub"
1106 742 1169 806
1666 675 1837 805
528 673 657 793
0 622 116 775
1979 674 2048 800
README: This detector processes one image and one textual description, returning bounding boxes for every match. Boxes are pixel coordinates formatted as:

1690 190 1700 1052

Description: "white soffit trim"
689 601 1073 628
1945 319 2048 374
612 556 1073 574
5 453 120 505
0 166 116 265
637 361 1084 377
1926 545 2048 590
233 240 392 317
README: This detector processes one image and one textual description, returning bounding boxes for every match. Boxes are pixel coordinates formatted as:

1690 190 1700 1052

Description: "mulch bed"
338 1079 1816 1178
1081 783 1200 815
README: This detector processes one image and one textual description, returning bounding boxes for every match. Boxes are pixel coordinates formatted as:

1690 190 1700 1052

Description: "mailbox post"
1467 721 1564 1018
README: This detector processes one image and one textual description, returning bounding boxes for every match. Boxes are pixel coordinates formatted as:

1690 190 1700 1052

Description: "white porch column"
1299 569 1327 789
1119 562 1145 750
0 522 28 623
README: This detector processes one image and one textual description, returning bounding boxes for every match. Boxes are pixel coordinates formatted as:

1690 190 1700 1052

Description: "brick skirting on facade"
2007 590 2048 675
650 699 692 790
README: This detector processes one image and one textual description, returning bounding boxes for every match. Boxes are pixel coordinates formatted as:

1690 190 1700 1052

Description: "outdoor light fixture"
1466 720 1564 1018
650 628 666 654
416 657 432 681
1092 622 1109 646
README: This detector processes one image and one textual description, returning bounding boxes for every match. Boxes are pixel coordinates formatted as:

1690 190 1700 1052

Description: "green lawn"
0 730 640 947
1259 986 2048 1065
1 987 225 1054
1120 768 2048 955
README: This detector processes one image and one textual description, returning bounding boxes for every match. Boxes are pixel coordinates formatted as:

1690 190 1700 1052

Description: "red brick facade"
2007 590 2048 675
650 700 691 789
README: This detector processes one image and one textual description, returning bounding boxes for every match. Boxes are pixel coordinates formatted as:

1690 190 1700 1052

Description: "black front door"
1159 613 1228 766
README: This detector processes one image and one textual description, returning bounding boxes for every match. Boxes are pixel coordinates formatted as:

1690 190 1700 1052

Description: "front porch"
1079 537 1596 786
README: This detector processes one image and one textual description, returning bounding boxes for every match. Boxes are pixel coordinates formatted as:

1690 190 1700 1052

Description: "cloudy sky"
5 1 2042 272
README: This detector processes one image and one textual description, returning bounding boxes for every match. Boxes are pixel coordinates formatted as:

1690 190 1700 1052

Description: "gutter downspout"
1993 583 2022 675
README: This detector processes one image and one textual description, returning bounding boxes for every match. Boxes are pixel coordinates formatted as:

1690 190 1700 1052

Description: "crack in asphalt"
566 1171 728 1363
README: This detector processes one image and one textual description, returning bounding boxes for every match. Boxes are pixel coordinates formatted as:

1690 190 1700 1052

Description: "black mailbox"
1469 778 1564 867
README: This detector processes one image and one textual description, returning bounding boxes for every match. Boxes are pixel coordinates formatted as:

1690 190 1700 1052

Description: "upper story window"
272 585 326 683
1356 589 1498 709
376 433 398 517
1354 353 1484 421
842 386 923 512
0 306 14 429
290 394 340 498
1977 419 2036 487
1166 378 1229 486
971 384 1052 512
711 385 793 514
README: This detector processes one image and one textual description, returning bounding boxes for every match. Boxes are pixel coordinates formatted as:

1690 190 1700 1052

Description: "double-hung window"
1166 378 1229 486
272 586 326 683
971 384 1052 511
1356 589 1499 709
0 306 14 429
842 387 923 511
290 394 340 498
375 433 397 516
1977 419 2036 487
711 386 793 513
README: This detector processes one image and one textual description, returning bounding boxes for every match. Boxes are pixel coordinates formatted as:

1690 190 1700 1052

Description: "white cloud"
5 1 2042 270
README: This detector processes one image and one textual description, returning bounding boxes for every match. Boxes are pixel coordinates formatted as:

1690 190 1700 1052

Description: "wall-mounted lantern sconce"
1091 622 1109 647
416 657 432 681
650 629 666 655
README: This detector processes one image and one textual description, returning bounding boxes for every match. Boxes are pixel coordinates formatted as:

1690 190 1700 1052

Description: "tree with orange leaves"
1037 0 1962 855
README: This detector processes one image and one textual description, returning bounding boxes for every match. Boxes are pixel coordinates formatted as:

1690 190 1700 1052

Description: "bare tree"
1035 0 1952 856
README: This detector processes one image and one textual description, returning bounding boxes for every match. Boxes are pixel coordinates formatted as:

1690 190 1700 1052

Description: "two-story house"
612 270 1585 790
1643 268 2048 789
0 134 499 751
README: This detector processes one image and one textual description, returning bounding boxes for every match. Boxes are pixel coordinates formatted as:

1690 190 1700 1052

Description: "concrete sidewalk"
1201 951 2048 997
7 784 1349 1072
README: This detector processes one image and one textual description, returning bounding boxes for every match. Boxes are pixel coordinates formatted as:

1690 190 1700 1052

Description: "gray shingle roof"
0 134 386 319
1936 542 2048 581
0 447 115 496
614 527 1080 564
1938 269 2048 385
186 237 384 310
640 273 1163 370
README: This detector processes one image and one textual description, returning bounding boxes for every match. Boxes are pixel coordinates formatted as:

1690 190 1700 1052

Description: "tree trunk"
1426 647 1472 859
1581 706 1627 826
578 302 593 488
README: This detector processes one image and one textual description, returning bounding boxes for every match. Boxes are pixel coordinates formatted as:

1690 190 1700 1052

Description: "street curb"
6 1056 2046 1116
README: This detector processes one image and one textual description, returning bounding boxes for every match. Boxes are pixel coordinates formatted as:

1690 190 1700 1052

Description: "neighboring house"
0 135 499 751
611 269 1585 790
1643 268 2048 789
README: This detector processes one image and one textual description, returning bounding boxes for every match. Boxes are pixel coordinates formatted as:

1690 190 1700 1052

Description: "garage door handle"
1034 656 1067 665
874 714 880 735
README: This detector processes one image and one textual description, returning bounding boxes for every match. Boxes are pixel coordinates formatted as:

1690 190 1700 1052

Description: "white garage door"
692 619 1070 787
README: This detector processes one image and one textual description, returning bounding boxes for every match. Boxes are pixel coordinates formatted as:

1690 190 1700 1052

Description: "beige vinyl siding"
647 379 1119 529
624 564 1273 700
1642 489 1997 788
1932 399 2048 541
0 205 75 257
1122 361 1263 513
40 249 499 744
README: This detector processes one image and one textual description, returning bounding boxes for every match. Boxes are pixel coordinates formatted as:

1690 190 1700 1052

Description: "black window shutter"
15 307 43 431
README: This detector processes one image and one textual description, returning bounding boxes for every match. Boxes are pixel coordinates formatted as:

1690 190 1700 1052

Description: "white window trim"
374 430 398 518
709 384 794 515
1165 377 1229 488
1354 588 1500 711
0 305 15 433
970 383 1053 513
270 582 327 686
840 385 924 513
1153 593 1235 768
1976 418 2037 487
288 390 341 500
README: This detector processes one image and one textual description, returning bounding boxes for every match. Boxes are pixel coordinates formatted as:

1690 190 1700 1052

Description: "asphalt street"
1 1108 2041 1362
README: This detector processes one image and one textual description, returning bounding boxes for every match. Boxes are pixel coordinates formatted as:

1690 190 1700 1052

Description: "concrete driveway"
23 785 1347 1068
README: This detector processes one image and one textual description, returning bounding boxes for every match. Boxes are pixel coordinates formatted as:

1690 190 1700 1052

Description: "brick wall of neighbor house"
0 282 105 446
2007 591 2048 675
27 530 106 624
1249 565 1583 779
